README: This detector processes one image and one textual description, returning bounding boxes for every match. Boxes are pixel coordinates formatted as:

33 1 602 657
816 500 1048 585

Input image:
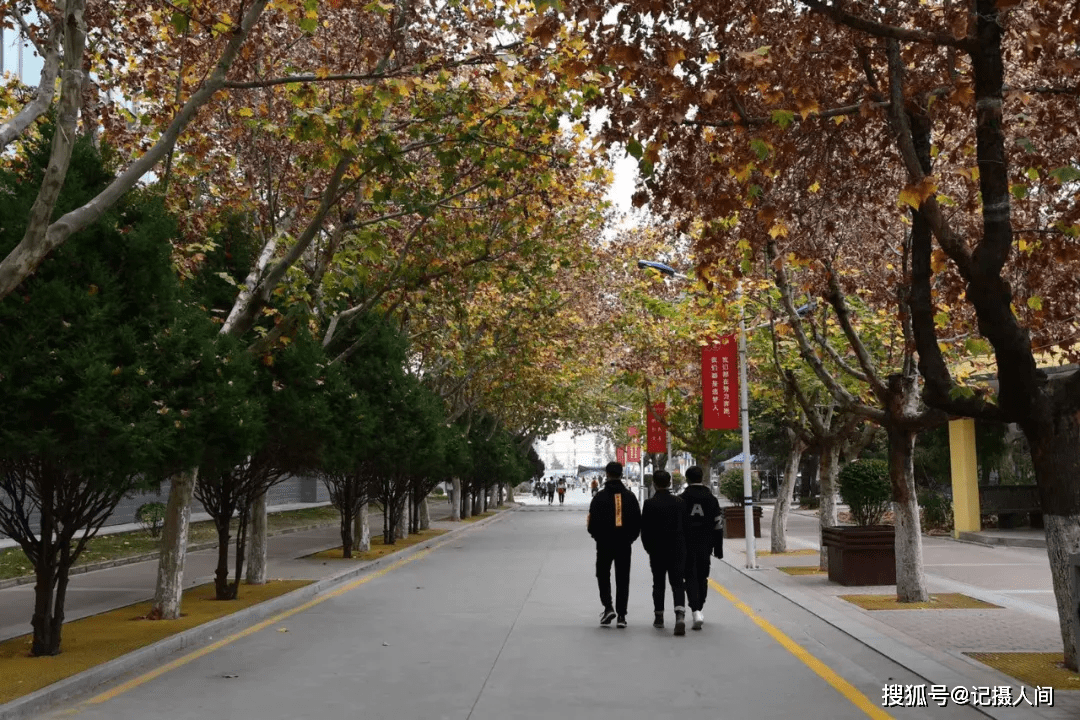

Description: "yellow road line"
78 516 504 709
709 579 894 720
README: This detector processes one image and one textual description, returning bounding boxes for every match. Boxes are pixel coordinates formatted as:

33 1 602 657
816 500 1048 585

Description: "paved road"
39 506 985 720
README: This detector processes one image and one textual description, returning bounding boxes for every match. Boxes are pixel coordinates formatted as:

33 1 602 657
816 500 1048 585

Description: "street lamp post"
737 283 757 569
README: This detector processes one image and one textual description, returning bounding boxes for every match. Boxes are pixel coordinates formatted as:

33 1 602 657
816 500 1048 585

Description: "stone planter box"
723 506 762 539
821 525 896 586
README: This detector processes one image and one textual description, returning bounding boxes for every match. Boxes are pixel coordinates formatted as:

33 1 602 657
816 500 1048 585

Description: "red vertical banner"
646 403 666 453
702 335 739 430
616 446 626 465
626 427 641 463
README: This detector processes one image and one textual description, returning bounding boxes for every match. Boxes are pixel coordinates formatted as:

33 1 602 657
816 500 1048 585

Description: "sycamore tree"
564 0 1080 628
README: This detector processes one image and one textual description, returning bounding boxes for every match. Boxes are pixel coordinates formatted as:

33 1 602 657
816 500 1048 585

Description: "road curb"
718 554 1055 720
0 521 343 591
0 506 514 720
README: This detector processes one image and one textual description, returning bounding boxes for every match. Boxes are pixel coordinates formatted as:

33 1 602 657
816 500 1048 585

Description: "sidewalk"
723 507 1079 719
0 502 334 551
0 507 453 644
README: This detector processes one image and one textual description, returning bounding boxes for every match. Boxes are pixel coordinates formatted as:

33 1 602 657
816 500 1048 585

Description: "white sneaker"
692 610 704 630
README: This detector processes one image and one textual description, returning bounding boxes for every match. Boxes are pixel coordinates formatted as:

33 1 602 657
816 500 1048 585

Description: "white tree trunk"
894 488 928 602
889 426 929 602
451 478 461 521
150 468 197 619
771 439 804 554
396 499 409 540
245 491 268 585
506 482 515 503
353 503 371 552
1045 514 1080 670
419 497 430 531
818 443 840 571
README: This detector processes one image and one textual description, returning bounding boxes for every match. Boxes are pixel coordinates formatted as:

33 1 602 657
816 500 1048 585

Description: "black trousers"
684 543 712 612
596 543 632 616
649 551 685 612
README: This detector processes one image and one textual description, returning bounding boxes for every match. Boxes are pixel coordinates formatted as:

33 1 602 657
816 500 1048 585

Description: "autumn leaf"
771 109 795 129
665 47 686 69
795 98 819 120
930 250 948 274
897 177 938 209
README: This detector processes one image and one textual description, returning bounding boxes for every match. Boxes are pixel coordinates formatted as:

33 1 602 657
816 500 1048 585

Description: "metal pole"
739 284 757 569
639 410 645 505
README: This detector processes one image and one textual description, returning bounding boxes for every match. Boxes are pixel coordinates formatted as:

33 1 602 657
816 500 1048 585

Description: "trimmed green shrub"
719 468 760 505
135 502 167 537
838 459 892 526
920 487 954 531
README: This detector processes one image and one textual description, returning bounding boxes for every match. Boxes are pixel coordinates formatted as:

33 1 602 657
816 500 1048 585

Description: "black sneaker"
616 615 627 629
653 612 664 629
600 609 616 626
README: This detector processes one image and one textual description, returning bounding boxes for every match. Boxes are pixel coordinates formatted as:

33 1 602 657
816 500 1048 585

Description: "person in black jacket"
640 470 687 636
587 461 641 628
680 465 723 631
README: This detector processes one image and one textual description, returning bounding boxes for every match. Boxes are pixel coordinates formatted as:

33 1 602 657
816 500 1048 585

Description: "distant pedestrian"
588 461 641 628
640 470 687 636
547 480 555 505
590 477 599 497
680 466 723 631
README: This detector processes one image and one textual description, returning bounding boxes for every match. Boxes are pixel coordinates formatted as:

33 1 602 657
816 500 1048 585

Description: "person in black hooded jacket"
640 470 687 635
588 461 641 628
680 465 723 631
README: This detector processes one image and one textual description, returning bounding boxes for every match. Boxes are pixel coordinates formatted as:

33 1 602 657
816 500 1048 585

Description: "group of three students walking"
587 461 723 635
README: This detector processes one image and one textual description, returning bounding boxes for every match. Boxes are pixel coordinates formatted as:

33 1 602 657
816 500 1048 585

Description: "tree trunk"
482 489 488 513
818 442 840 571
340 504 354 559
353 502 371 552
396 497 408 540
1027 419 1080 670
245 491 267 585
30 504 59 656
472 491 480 516
800 456 815 502
450 477 461 520
888 424 929 602
506 481 514 504
213 517 234 600
771 438 804 554
419 497 430 530
149 467 197 620
461 485 471 518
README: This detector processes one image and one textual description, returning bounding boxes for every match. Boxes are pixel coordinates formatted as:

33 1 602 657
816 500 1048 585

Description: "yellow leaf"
832 115 846 125
897 177 938 209
236 107 254 117
808 181 820 193
768 220 789 238
796 97 819 120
